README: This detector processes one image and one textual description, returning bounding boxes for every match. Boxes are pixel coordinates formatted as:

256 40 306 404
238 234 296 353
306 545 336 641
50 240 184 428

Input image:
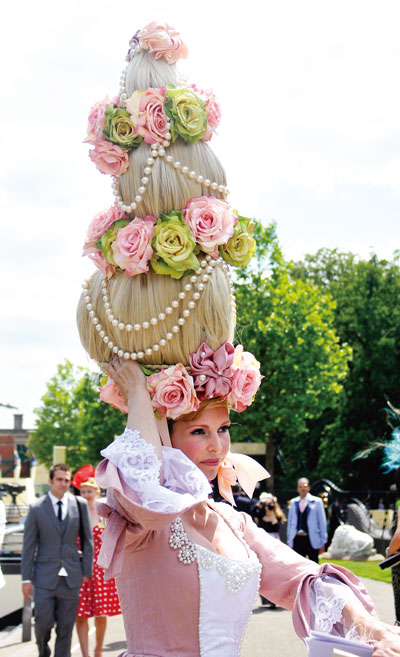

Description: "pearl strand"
222 261 237 325
126 43 144 63
164 154 229 196
112 141 172 214
111 140 229 215
118 65 128 107
83 257 234 361
83 260 218 361
101 256 218 331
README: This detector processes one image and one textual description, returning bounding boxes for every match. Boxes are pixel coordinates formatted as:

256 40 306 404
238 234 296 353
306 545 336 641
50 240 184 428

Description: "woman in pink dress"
75 478 121 657
76 20 400 656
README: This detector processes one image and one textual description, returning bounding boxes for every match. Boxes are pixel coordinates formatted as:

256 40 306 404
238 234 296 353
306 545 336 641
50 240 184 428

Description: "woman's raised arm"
106 357 162 460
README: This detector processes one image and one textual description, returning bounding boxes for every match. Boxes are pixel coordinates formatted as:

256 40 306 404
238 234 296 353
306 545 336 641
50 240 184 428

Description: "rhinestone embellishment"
169 517 197 564
169 516 262 593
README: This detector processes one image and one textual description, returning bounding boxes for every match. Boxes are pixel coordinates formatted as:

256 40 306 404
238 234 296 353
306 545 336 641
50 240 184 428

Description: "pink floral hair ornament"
85 84 221 177
98 342 263 419
83 198 256 280
126 22 188 64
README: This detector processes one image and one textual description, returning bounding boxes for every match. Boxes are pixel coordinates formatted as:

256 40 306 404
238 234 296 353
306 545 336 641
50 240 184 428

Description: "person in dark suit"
21 463 93 657
286 477 327 563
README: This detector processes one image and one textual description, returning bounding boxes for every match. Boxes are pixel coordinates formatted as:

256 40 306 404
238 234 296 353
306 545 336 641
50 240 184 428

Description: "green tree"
292 249 400 488
232 225 351 489
31 360 125 471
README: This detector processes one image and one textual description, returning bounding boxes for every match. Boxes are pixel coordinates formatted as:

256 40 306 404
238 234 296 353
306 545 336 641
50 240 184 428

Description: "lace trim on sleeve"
100 427 211 514
310 575 361 640
101 427 161 492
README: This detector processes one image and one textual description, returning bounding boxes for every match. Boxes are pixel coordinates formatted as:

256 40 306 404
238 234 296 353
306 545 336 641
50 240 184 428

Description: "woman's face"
80 485 100 504
170 405 230 481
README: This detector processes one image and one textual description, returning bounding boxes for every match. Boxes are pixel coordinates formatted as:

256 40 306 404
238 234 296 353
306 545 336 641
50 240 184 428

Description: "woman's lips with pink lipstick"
200 459 220 466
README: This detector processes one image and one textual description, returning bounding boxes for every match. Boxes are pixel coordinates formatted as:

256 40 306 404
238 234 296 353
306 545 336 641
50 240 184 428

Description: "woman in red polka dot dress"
75 477 121 657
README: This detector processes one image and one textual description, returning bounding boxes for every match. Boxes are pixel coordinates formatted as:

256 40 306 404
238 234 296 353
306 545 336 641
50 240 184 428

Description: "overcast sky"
1 0 399 431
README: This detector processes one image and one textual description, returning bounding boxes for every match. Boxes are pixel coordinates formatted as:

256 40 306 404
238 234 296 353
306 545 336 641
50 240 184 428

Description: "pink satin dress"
95 428 377 657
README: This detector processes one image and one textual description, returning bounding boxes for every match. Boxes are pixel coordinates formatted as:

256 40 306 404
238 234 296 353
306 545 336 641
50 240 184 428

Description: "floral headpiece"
81 23 259 377
125 22 188 64
85 83 225 215
83 198 256 280
99 341 263 419
86 84 221 177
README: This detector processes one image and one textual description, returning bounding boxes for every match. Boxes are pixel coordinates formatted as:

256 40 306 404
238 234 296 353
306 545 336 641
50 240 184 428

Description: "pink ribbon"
217 452 269 506
189 341 234 400
96 502 128 579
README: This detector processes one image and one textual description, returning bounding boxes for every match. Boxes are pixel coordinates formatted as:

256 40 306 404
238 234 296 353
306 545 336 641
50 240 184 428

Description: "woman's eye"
219 425 231 433
190 428 205 435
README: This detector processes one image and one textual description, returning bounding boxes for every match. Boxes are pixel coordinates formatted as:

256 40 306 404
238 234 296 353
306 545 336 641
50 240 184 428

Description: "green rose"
150 211 200 279
164 86 207 144
100 219 129 265
220 215 257 267
103 105 143 150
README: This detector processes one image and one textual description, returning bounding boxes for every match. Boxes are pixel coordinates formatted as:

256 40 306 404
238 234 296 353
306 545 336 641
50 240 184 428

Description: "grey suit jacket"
21 492 93 589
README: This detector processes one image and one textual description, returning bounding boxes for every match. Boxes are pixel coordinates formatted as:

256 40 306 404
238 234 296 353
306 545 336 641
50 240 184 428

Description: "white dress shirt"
48 491 69 521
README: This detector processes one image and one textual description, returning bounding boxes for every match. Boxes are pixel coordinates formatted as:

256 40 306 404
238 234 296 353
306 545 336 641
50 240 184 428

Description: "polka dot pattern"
77 524 121 618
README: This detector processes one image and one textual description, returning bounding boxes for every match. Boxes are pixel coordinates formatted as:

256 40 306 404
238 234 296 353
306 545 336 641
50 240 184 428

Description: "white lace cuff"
100 427 212 514
310 575 361 639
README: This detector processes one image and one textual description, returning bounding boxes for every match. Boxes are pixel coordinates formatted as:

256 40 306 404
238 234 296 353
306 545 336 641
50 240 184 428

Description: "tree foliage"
31 360 125 471
232 225 351 488
292 249 400 488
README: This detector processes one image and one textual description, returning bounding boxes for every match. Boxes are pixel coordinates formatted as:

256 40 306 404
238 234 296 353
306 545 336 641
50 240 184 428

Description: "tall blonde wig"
77 46 234 368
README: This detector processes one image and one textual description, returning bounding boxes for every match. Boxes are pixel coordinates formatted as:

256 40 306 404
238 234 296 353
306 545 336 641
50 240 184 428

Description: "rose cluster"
126 21 188 64
83 197 257 278
99 342 263 418
85 84 221 177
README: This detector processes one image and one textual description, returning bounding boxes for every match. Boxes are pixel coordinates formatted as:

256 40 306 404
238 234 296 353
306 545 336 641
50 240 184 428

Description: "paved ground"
0 578 395 657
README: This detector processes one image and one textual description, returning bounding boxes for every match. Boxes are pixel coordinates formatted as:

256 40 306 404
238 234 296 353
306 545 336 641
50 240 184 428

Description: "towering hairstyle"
77 43 234 369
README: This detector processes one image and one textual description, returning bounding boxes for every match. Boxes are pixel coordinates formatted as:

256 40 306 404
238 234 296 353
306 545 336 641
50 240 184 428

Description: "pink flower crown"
85 84 221 180
125 22 189 64
83 198 256 280
99 342 263 419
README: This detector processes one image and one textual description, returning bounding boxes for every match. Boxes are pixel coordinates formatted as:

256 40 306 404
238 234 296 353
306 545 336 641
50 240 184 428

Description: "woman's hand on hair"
106 357 147 404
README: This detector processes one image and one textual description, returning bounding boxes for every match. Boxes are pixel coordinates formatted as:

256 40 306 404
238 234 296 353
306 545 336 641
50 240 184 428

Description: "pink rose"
112 216 156 276
87 248 116 278
183 196 237 258
147 363 199 419
99 378 128 414
89 140 129 176
189 341 234 401
138 21 188 64
125 88 168 144
190 85 221 141
203 90 221 141
84 96 119 144
228 346 263 413
84 204 126 248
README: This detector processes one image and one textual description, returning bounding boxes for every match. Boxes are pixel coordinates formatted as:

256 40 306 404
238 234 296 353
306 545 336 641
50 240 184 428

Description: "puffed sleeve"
95 427 211 579
238 510 377 640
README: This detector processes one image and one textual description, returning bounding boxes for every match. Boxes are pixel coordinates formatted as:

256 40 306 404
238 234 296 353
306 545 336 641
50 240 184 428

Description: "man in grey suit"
21 463 93 657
